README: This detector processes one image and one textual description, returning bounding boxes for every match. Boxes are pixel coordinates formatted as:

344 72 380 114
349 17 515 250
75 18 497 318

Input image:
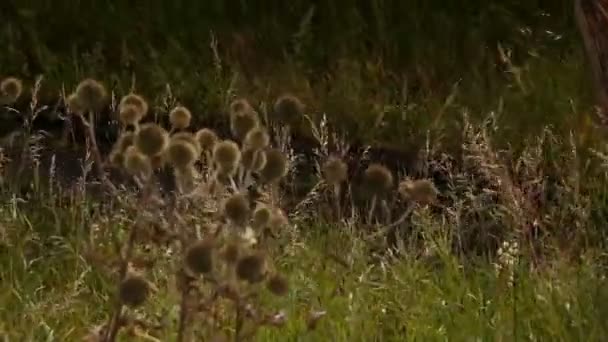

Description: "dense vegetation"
1 1 608 340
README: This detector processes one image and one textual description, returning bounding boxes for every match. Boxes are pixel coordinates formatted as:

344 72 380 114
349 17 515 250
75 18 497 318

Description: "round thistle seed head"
135 123 168 157
119 93 148 118
398 179 439 205
244 127 270 150
1 77 23 103
185 239 215 274
169 106 192 130
116 131 136 152
124 146 152 179
75 78 107 112
109 150 125 168
229 98 253 116
273 93 304 121
167 138 198 170
363 164 393 195
252 205 272 229
260 148 288 183
213 140 241 173
230 109 259 140
221 241 241 264
196 128 218 151
66 93 85 115
322 157 348 185
119 273 149 308
171 132 201 154
223 192 250 226
267 274 289 296
241 148 267 172
119 104 144 126
150 153 167 169
236 252 266 284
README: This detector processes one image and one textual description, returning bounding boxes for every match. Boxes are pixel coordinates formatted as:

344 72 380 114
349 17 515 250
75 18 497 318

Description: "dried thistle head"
116 131 136 152
119 93 149 118
135 123 169 157
1 77 23 103
119 273 150 308
109 150 125 168
252 205 272 229
124 146 152 179
213 140 241 176
244 127 270 150
260 148 288 183
236 252 266 284
224 192 251 226
196 128 218 151
171 132 201 154
398 179 439 205
185 239 215 274
66 93 85 115
230 108 259 140
167 138 198 170
322 157 348 185
119 104 144 127
273 93 304 121
266 273 289 296
75 78 107 112
241 148 267 172
363 164 393 195
230 98 253 116
169 106 192 130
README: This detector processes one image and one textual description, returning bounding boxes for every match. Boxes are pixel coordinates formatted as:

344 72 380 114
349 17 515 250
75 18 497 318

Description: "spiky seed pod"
221 241 241 264
229 98 253 116
224 192 250 226
185 239 215 274
398 179 439 205
236 252 266 284
135 123 168 157
196 128 218 151
169 106 192 130
273 94 304 121
244 127 270 150
266 274 289 296
119 104 144 126
363 164 393 195
167 139 198 170
124 146 152 179
241 148 267 172
171 132 201 154
119 273 150 308
119 93 148 118
75 78 107 112
0 77 23 103
322 157 348 185
252 205 272 229
66 93 85 115
116 131 136 152
230 109 259 140
260 148 288 183
213 140 241 173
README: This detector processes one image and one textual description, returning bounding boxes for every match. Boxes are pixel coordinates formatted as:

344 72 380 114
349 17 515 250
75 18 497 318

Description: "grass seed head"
119 104 144 126
196 128 218 151
363 164 393 195
252 205 272 229
135 123 169 157
66 93 85 115
273 93 304 121
119 273 150 308
322 157 348 185
236 252 266 284
119 93 148 118
185 239 215 274
75 78 107 112
241 148 267 172
244 127 270 150
213 140 241 174
169 106 192 130
124 146 152 179
267 273 289 296
230 109 259 140
0 77 23 103
224 192 251 226
167 138 198 170
260 148 288 183
398 179 439 205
